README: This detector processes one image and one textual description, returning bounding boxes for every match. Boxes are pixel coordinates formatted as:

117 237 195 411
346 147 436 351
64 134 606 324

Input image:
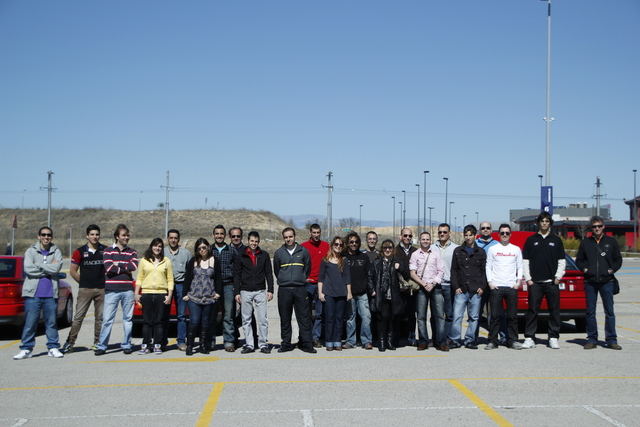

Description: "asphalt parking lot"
1 258 639 427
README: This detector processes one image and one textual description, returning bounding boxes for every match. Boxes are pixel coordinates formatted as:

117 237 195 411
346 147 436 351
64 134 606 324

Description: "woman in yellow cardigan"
135 238 174 354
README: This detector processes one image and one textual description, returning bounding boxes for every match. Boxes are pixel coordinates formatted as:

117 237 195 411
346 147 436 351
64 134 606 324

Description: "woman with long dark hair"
318 236 352 351
134 238 174 354
368 239 404 351
183 238 220 355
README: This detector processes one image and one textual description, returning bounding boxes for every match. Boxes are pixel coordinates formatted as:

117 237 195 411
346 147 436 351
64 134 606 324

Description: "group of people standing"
12 212 623 360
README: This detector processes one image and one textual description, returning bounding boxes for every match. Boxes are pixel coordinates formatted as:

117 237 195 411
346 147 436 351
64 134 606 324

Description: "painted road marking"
583 405 627 426
618 325 640 334
301 409 314 427
0 340 20 350
195 382 224 427
449 380 513 426
84 354 446 364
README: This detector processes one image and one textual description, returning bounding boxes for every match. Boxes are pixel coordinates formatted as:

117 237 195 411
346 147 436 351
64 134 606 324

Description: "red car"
0 256 74 328
485 231 586 331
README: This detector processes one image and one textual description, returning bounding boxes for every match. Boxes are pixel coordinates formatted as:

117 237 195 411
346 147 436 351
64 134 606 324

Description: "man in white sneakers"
485 224 524 350
14 227 64 359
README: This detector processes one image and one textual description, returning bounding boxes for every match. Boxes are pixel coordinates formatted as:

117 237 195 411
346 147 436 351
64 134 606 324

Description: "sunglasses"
230 235 241 238
499 231 511 236
592 224 604 229
438 231 448 235
382 247 394 251
480 227 491 230
403 234 413 238
198 246 209 251
40 233 52 237
349 241 358 245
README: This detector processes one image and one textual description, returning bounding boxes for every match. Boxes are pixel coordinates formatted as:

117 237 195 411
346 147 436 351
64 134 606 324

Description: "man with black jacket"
234 231 274 354
273 227 316 353
344 232 373 350
576 216 623 350
394 228 417 346
522 212 566 350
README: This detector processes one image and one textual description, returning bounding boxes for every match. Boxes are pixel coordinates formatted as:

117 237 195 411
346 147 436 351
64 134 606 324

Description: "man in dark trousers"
394 227 417 347
576 216 623 350
522 212 566 350
273 227 316 353
344 232 373 350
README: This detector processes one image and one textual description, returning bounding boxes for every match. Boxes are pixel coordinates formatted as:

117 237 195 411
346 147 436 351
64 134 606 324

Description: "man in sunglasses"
576 216 623 350
344 232 373 350
211 224 239 352
395 228 418 346
434 223 458 346
522 212 566 350
485 224 524 350
229 227 246 254
163 229 192 351
476 222 498 252
301 223 330 347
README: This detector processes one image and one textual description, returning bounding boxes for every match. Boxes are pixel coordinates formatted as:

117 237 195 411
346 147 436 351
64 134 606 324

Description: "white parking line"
10 419 28 427
583 405 627 426
301 409 315 427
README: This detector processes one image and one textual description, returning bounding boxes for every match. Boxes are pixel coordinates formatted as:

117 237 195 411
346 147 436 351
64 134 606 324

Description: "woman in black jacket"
368 239 404 351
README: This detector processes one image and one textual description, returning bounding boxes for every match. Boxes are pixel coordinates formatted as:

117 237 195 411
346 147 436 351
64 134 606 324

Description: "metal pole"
11 228 15 255
399 202 403 229
326 172 333 236
428 207 434 238
595 176 601 217
164 171 170 238
359 204 363 236
402 190 406 229
543 0 553 187
463 214 466 228
392 196 396 240
423 171 429 234
475 211 479 228
443 177 448 224
634 169 637 251
69 227 72 258
416 183 420 231
449 201 455 228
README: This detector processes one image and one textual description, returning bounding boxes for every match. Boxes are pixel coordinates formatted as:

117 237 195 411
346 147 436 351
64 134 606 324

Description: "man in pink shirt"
409 232 447 351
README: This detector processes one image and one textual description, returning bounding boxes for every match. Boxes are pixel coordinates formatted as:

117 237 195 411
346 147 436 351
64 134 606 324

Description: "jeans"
525 282 560 339
66 287 104 346
188 300 214 336
278 286 312 347
345 294 372 346
416 287 445 346
240 290 268 349
222 284 236 345
449 291 483 345
141 293 166 346
488 287 518 345
441 284 453 339
585 280 617 344
306 283 323 341
174 283 187 344
97 290 134 351
20 297 59 350
324 295 346 348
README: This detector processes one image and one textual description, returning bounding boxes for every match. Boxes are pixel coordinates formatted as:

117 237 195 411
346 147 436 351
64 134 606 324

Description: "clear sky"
1 0 638 228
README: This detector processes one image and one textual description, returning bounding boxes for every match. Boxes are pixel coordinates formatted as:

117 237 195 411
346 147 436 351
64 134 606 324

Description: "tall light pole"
325 172 334 236
359 204 364 236
538 174 543 188
399 201 403 229
463 214 467 228
449 201 455 226
40 170 56 227
423 171 429 233
475 211 479 228
541 0 553 187
443 177 449 224
402 190 407 229
415 183 421 231
632 169 638 249
160 171 172 238
427 207 434 237
392 196 396 239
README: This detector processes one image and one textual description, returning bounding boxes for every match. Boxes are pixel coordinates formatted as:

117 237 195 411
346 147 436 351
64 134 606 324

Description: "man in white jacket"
485 224 524 350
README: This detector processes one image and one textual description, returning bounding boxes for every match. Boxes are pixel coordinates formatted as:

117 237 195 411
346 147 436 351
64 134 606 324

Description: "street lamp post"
399 201 403 230
402 190 406 229
443 177 449 224
416 183 421 232
428 207 434 237
423 171 429 233
634 169 638 251
359 204 364 236
463 214 467 228
392 196 396 239
475 211 479 228
449 201 455 227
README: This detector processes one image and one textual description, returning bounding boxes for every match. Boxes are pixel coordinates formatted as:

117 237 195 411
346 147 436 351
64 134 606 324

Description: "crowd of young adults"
12 212 623 360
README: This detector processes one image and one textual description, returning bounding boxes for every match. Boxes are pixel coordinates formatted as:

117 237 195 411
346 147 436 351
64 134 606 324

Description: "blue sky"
1 0 638 228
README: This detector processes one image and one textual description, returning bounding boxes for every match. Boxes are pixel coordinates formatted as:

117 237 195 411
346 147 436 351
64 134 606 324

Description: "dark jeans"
188 300 214 337
488 287 518 345
398 291 416 344
141 294 166 346
376 299 396 340
416 287 445 346
278 286 313 347
20 297 59 350
441 284 453 340
162 282 188 345
525 282 560 339
324 295 346 348
585 280 617 344
306 283 324 341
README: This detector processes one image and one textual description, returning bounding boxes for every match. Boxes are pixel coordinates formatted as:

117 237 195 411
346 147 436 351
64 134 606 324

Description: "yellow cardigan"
136 258 174 294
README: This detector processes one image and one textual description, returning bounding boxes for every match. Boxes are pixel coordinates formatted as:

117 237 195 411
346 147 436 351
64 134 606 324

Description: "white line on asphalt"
1 412 198 422
301 409 314 427
583 405 627 426
11 419 28 427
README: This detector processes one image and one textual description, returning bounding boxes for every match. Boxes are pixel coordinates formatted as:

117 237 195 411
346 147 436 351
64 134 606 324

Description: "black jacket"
368 257 404 316
183 257 222 298
394 244 417 282
233 248 274 295
576 235 622 284
450 245 487 294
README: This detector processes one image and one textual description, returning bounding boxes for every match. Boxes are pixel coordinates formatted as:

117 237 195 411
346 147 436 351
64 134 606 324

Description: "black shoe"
465 343 478 350
278 344 294 353
606 343 622 350
378 338 386 352
61 342 74 354
94 349 106 356
241 346 255 354
260 346 271 354
583 342 597 350
123 348 133 355
386 336 396 351
312 340 322 348
449 341 462 349
301 346 317 354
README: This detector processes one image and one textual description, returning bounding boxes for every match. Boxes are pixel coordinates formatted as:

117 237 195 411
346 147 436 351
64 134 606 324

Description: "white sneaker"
548 338 560 349
48 348 64 358
13 349 32 360
522 338 536 349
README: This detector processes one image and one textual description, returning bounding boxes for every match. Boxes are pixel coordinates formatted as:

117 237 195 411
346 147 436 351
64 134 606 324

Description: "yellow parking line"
84 354 446 364
195 382 224 427
0 340 20 350
449 379 513 426
618 325 640 334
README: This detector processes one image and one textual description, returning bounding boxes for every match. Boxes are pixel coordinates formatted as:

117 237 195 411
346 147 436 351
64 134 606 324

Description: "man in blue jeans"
434 223 458 346
211 224 239 352
576 216 623 350
344 232 373 350
164 229 191 351
14 226 64 360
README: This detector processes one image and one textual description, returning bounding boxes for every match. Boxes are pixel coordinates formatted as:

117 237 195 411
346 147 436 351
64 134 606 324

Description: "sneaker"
448 341 462 349
13 349 32 360
123 348 133 355
138 345 150 355
301 346 317 354
91 343 98 351
241 346 255 354
224 345 236 353
48 348 64 358
342 343 354 350
583 342 597 350
177 343 187 351
278 344 294 353
464 343 478 350
94 349 106 356
522 338 536 349
510 342 524 350
606 343 622 350
484 343 498 350
61 342 74 354
548 338 560 349
312 340 322 348
153 344 162 354
260 346 271 354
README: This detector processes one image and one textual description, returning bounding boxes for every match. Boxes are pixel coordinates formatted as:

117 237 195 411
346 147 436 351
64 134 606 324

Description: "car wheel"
58 296 73 328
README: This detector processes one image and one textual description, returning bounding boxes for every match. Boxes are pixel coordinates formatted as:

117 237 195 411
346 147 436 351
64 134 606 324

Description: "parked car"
484 231 586 331
0 255 74 327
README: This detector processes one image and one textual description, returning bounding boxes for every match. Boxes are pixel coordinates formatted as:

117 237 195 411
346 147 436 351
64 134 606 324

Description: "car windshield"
565 254 578 271
0 259 16 278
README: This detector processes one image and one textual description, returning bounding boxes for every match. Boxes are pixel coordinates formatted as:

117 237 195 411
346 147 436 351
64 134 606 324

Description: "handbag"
612 276 620 295
399 253 429 293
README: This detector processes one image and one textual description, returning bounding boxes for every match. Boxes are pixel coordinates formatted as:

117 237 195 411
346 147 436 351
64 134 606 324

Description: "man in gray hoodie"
14 226 64 360
273 227 316 353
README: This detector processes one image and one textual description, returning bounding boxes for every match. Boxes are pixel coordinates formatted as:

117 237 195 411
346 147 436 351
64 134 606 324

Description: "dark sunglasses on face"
383 247 393 251
592 224 604 228
231 235 241 238
349 241 358 245
438 231 448 235
198 246 209 251
480 227 491 230
40 233 52 237
333 243 343 247
500 231 511 236
403 234 412 238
